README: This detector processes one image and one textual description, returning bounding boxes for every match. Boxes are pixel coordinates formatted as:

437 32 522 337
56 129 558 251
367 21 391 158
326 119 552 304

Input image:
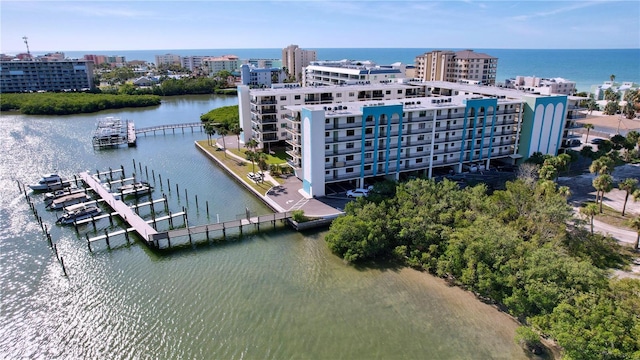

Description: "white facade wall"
155 54 181 66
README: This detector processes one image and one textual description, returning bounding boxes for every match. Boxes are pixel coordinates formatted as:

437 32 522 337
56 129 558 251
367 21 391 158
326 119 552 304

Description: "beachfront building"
180 56 211 71
282 45 317 82
415 50 498 85
591 81 639 101
245 59 282 69
240 64 286 87
503 76 577 95
304 60 405 86
0 59 95 93
155 54 181 67
202 55 241 76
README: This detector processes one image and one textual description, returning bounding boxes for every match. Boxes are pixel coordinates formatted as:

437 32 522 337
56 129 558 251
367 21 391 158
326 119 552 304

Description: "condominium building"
202 55 241 75
237 82 426 148
238 81 572 197
304 60 404 86
504 76 577 95
245 58 282 69
155 53 182 67
282 45 317 82
181 56 210 71
415 50 498 85
240 64 286 87
0 59 95 93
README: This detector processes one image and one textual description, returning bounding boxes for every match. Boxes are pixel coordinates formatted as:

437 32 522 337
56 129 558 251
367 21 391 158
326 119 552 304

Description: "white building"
282 45 317 82
503 76 576 95
304 60 406 86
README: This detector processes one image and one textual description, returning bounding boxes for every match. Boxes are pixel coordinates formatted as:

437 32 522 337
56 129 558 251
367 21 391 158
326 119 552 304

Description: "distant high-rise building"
281 45 316 82
415 49 497 85
155 54 181 67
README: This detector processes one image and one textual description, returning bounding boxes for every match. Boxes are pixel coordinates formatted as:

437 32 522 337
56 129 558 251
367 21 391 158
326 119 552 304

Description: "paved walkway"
207 136 344 219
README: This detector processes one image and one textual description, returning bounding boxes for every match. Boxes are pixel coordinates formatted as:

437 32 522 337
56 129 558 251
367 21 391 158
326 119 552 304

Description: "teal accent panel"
361 105 403 176
303 179 311 194
461 98 498 163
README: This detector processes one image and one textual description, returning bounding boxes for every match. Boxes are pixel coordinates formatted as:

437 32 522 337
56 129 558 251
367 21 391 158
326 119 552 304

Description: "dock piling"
86 234 92 253
60 257 68 277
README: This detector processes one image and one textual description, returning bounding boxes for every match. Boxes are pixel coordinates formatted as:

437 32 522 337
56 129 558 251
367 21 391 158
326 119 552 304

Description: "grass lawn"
224 147 288 166
197 140 280 193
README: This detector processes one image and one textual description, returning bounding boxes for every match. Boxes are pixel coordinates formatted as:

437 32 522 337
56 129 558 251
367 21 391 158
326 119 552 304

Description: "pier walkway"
78 172 157 241
136 122 204 136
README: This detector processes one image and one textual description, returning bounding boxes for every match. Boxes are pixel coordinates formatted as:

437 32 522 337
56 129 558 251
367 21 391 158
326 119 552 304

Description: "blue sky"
1 0 638 53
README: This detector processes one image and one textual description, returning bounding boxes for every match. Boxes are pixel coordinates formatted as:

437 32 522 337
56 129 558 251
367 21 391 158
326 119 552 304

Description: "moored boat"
44 186 84 204
56 204 102 225
28 174 72 191
48 192 91 210
118 181 153 197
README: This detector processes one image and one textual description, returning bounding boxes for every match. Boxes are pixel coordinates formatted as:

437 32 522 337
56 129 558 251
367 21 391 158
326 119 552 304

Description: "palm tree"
581 203 599 234
583 123 594 143
592 174 614 213
558 186 571 198
589 156 614 176
245 150 258 173
204 122 216 146
610 74 616 83
256 152 268 171
631 216 640 250
231 124 243 152
619 178 638 216
217 127 229 158
246 138 259 153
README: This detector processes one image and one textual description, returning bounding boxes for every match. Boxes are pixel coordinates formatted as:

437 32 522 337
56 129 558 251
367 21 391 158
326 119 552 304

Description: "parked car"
590 138 605 145
346 188 369 198
569 139 581 147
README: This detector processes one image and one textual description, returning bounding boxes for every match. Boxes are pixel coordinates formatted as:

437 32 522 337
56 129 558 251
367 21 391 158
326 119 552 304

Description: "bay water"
0 95 528 359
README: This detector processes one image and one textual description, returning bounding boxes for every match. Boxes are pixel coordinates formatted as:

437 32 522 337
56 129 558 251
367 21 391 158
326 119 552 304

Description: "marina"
92 117 136 148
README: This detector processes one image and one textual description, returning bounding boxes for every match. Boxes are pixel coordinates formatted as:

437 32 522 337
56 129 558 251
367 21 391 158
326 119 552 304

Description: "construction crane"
22 36 31 57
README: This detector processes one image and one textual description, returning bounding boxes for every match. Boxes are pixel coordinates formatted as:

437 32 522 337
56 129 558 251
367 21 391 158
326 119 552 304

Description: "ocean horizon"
12 48 640 92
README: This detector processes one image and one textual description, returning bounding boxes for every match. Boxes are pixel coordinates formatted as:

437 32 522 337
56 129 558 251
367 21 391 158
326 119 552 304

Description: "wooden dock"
78 172 158 241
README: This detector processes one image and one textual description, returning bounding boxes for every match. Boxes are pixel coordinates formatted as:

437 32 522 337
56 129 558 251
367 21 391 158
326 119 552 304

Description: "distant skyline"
1 1 639 54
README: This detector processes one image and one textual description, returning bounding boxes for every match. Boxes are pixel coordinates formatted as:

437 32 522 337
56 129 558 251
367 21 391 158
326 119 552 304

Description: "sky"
1 0 639 53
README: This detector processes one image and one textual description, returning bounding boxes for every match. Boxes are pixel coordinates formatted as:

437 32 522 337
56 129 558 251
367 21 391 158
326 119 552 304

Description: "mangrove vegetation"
326 177 639 359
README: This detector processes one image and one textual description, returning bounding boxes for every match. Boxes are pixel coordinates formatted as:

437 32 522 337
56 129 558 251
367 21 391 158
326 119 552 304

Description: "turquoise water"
0 95 528 359
59 48 640 92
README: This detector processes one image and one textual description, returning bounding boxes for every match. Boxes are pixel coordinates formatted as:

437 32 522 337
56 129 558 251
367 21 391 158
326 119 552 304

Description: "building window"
346 167 354 173
419 111 426 117
325 119 330 124
418 135 425 141
347 129 355 136
417 146 424 152
280 96 286 101
325 157 330 162
349 92 355 97
365 128 373 135
364 164 372 170
325 132 329 137
419 123 426 129
347 116 355 123
365 140 372 147
365 153 372 158
325 145 330 150
434 156 438 161
434 144 439 150
295 95 301 100
346 142 354 149
386 90 391 95
346 155 354 161
336 93 342 97
435 133 440 139
398 90 402 94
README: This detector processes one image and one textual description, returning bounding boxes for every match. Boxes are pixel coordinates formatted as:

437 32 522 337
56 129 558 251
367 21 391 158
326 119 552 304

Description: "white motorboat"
118 181 153 197
48 192 91 210
28 174 72 191
44 186 83 204
56 204 102 225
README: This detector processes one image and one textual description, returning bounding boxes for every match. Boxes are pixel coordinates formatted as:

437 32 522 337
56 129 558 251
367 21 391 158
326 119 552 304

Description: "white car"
346 188 369 198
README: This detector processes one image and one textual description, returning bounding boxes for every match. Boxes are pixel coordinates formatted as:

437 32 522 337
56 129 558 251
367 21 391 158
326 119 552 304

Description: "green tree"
624 101 636 119
217 126 229 158
538 164 557 181
631 216 640 250
204 122 216 146
583 123 594 143
245 150 258 173
603 101 619 115
592 174 614 213
619 178 638 216
231 124 243 152
589 156 614 175
581 203 598 234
